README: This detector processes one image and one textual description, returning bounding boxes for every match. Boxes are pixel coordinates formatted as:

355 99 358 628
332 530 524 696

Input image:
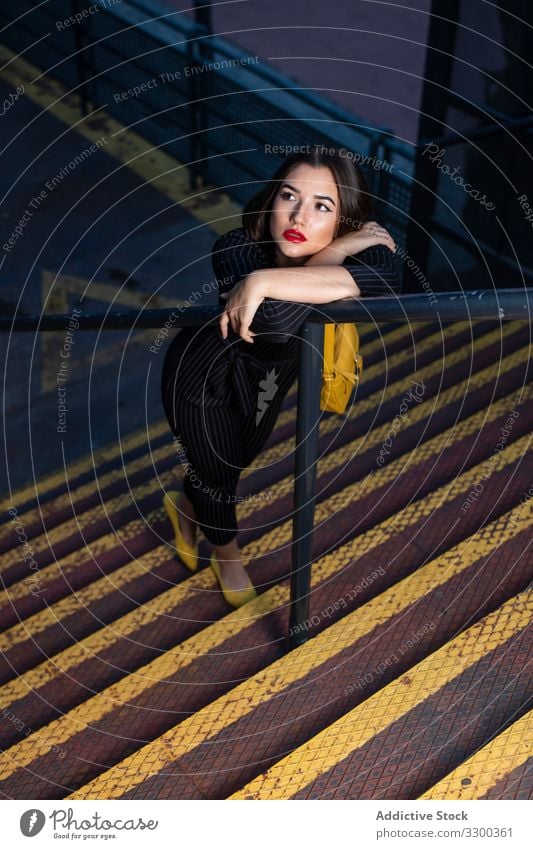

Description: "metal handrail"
1 288 531 648
3 289 530 333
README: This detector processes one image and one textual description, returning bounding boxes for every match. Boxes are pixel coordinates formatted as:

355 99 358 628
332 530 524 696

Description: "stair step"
0 321 527 602
420 710 532 800
0 317 529 800
0 376 529 682
0 465 530 797
229 592 531 800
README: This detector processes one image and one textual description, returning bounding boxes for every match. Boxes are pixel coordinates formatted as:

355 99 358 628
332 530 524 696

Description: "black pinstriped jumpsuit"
161 227 401 545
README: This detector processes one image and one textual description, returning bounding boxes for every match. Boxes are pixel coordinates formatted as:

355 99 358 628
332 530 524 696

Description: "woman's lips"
283 229 307 243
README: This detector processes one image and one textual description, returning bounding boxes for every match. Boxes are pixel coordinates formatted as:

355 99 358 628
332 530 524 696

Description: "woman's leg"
173 489 198 547
168 396 253 591
240 366 297 469
177 399 242 544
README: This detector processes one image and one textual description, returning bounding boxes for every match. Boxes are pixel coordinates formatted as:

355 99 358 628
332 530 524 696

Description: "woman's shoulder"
212 226 251 249
212 227 271 254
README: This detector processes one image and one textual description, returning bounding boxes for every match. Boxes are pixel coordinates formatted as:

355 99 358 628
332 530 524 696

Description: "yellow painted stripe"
42 271 184 310
1 469 530 715
0 386 528 659
420 711 532 800
0 333 527 613
40 270 179 390
1 320 523 576
75 592 531 799
230 593 532 799
0 483 529 786
0 46 242 234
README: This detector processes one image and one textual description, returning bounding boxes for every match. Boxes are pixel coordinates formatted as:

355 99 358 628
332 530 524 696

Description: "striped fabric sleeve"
211 228 273 298
252 245 403 340
343 244 402 296
211 227 313 343
211 228 402 343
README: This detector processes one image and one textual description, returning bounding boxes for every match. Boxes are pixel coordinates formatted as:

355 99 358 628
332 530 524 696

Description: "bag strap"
322 323 336 377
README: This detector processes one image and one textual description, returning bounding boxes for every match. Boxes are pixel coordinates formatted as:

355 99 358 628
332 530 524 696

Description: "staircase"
0 318 531 800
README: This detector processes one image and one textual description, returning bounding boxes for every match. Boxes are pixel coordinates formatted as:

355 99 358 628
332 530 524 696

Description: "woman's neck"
272 245 307 268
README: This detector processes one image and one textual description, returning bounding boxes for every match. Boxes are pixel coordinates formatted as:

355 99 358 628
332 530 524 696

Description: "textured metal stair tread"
0 451 529 796
420 710 532 800
0 335 528 630
65 590 530 799
0 379 529 664
220 319 522 495
0 405 528 739
0 33 525 792
2 494 529 797
228 592 531 800
0 320 527 594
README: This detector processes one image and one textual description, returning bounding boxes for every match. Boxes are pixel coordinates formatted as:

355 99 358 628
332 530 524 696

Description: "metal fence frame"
0 0 415 254
1 0 531 291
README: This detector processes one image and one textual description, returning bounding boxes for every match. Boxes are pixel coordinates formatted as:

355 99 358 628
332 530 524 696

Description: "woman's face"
269 163 340 266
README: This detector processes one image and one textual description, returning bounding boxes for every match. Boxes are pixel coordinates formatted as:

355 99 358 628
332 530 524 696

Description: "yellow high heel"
163 490 199 572
209 552 257 608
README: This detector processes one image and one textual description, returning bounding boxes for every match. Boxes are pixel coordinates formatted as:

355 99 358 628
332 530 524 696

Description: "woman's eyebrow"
281 183 336 206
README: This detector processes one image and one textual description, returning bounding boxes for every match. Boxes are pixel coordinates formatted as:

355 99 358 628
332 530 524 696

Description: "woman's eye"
280 191 295 201
317 202 331 212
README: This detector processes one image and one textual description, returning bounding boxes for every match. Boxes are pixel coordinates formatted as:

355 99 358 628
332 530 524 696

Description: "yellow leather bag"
320 323 363 413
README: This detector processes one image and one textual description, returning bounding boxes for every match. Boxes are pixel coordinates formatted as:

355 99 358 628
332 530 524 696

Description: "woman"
161 146 401 607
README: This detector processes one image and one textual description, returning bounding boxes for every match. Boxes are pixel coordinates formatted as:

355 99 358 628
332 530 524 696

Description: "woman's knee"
183 471 239 502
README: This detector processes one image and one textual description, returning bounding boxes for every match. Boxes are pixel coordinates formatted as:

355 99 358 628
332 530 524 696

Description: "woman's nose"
290 204 306 226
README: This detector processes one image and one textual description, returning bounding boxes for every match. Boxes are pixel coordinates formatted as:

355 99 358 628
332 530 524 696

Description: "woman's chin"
275 240 314 265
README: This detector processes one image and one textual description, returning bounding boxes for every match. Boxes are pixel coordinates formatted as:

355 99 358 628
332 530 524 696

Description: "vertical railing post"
73 1 92 116
404 0 460 290
288 320 323 650
193 1 213 32
187 11 213 192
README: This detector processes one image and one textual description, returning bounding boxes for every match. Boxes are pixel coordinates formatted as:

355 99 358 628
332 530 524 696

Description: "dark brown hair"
242 146 374 252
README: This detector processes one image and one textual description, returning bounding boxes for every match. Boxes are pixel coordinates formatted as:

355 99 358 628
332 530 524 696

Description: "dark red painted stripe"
481 757 533 799
1 524 529 799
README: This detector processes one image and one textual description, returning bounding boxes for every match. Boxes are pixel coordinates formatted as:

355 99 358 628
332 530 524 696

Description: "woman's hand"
219 276 265 343
336 221 397 257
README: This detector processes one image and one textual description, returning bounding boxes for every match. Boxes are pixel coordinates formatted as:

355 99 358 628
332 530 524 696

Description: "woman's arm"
216 227 401 342
213 227 319 343
220 264 359 343
247 264 360 302
244 226 400 308
302 221 396 270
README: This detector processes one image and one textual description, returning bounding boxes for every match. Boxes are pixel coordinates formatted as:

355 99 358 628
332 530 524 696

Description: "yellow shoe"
163 490 199 572
209 552 257 608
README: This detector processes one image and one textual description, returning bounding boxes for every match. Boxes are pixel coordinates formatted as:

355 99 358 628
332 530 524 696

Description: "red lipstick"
283 229 306 243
